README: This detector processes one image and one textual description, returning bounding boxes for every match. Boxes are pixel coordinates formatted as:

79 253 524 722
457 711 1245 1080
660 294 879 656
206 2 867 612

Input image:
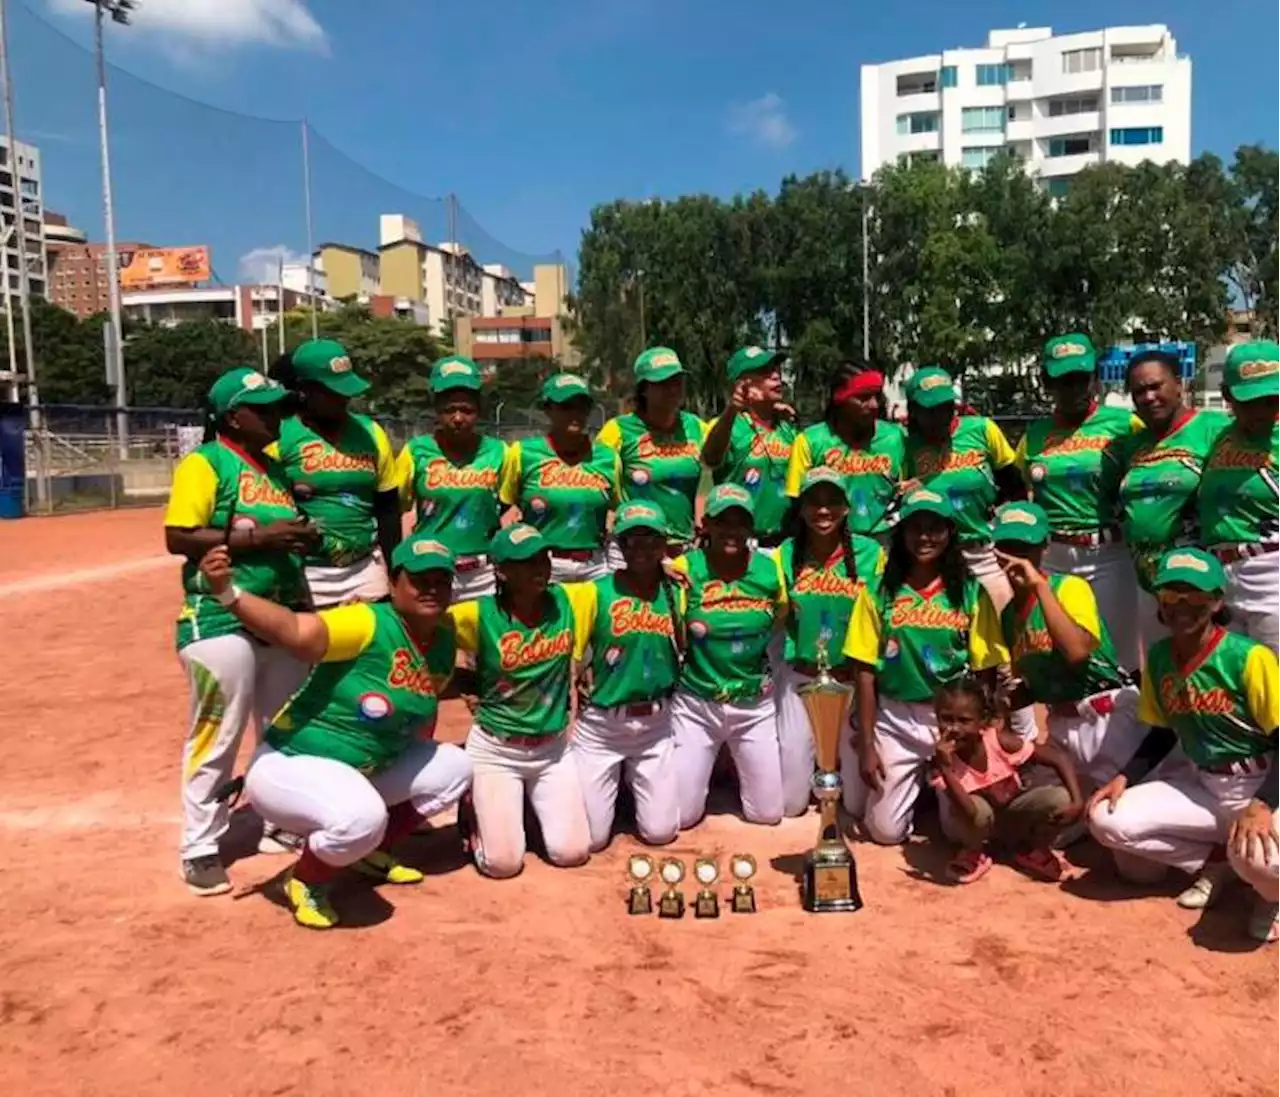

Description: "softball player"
1198 341 1279 654
775 467 884 816
1088 549 1279 943
397 356 508 601
598 347 708 564
164 368 317 896
669 484 789 829
570 502 682 850
784 363 905 539
272 339 401 607
841 487 1008 845
453 523 593 878
1017 335 1143 670
902 367 1025 611
197 532 473 929
499 373 619 583
701 346 797 551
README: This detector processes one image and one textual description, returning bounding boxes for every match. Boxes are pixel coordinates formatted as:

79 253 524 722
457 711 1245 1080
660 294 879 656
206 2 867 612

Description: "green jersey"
498 436 618 551
905 416 1018 543
785 420 906 537
673 550 785 703
1197 421 1279 547
597 412 707 544
1002 574 1125 705
265 601 455 772
1140 629 1278 769
708 413 797 537
273 414 399 567
1017 406 1138 533
164 439 306 650
777 534 883 668
580 574 681 708
398 434 507 557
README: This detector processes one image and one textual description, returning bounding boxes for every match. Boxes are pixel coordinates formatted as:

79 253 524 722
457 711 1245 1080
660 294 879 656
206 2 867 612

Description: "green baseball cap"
992 501 1050 546
799 466 849 501
1223 341 1279 402
1043 334 1097 378
208 367 289 417
704 483 756 520
430 355 483 394
897 487 956 523
291 339 370 397
904 367 956 408
390 532 456 575
490 523 548 564
633 347 685 384
1153 548 1226 593
614 501 669 538
726 345 780 383
541 372 592 404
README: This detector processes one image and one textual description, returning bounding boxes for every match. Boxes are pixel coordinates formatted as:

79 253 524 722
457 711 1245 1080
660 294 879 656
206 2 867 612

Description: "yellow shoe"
354 850 424 886
284 874 339 930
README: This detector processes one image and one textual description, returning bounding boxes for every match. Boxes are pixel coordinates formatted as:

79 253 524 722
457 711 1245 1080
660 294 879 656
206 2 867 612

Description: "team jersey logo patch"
884 638 900 660
242 371 267 389
330 356 353 374
1030 463 1047 482
358 692 393 721
631 469 650 485
689 620 709 640
231 515 258 530
919 374 950 391
1001 508 1038 525
1237 358 1279 379
508 525 540 545
529 495 549 514
1165 551 1209 572
412 539 449 556
605 644 624 666
440 361 472 376
744 467 762 486
1051 341 1088 359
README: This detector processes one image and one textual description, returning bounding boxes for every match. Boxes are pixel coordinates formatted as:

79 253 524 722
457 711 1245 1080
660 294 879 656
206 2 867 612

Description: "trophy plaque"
798 645 863 913
693 858 721 919
729 853 757 914
657 857 686 919
627 853 654 915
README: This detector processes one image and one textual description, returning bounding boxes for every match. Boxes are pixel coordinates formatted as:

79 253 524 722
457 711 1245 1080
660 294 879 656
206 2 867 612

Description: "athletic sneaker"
456 791 477 856
258 826 304 855
182 855 231 897
1013 847 1071 882
946 848 993 884
1247 899 1279 944
353 850 424 886
284 874 339 930
1176 863 1230 910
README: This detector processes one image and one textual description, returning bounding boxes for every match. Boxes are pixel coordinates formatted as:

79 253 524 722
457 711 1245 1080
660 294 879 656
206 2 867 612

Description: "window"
1047 95 1099 117
899 149 941 165
19 178 37 197
1061 47 1102 74
976 63 1009 86
1007 61 1032 82
940 65 957 88
961 147 999 171
961 106 1004 133
1046 178 1071 198
1111 84 1163 104
896 72 938 96
1048 135 1094 157
895 111 939 135
1110 126 1163 146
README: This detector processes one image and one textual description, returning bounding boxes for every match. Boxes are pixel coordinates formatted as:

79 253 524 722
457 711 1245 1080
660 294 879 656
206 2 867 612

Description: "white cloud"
48 0 327 52
238 245 307 283
726 92 796 150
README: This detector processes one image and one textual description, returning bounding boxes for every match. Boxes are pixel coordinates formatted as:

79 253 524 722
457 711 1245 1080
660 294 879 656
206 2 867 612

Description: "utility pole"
300 119 317 339
861 192 871 360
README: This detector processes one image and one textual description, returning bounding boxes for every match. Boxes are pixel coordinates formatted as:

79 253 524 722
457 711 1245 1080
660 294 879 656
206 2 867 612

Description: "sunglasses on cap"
1156 588 1219 608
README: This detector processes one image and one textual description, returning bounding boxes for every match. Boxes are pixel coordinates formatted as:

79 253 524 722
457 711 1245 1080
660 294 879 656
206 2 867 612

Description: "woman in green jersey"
669 485 789 829
598 347 708 566
776 467 883 817
397 356 509 602
453 524 593 878
164 368 319 896
841 488 1008 845
272 339 402 608
1089 549 1279 944
570 502 683 850
197 531 473 931
1198 341 1279 655
1017 335 1143 670
499 372 620 583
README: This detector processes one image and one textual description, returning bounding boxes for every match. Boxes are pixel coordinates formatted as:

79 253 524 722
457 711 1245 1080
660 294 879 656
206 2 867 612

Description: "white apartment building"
0 135 47 302
860 24 1192 193
482 262 526 316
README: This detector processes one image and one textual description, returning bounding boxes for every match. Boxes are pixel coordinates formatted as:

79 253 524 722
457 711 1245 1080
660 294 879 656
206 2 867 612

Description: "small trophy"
693 858 721 919
798 643 863 913
626 853 654 915
729 853 757 914
657 857 686 919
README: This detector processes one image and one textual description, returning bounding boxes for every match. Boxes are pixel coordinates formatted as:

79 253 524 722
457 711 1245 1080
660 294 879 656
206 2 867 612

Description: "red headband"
833 371 884 404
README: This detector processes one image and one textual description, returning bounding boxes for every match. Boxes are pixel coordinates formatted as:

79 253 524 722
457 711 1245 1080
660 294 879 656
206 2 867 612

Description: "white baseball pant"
550 550 609 584
177 635 308 860
305 551 390 609
465 726 591 878
841 696 937 845
1089 761 1279 901
1045 686 1148 789
671 689 784 828
775 664 818 817
244 740 473 867
452 557 496 602
1224 553 1279 656
961 541 1013 613
571 701 679 850
1044 540 1141 671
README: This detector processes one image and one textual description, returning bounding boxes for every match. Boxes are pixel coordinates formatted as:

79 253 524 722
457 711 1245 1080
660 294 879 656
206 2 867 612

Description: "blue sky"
9 0 1278 282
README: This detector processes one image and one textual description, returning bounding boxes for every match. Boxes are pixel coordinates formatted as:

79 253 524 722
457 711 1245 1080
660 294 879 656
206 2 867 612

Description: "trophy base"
658 891 685 919
802 849 863 913
628 885 652 916
730 885 756 914
694 890 720 919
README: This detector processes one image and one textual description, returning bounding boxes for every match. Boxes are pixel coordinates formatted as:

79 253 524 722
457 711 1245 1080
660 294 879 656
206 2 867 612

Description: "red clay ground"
0 508 1276 1097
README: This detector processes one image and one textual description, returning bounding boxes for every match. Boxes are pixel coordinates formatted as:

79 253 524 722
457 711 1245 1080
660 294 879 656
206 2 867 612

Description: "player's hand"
773 401 797 422
1087 774 1128 816
661 559 691 589
199 546 233 594
259 517 320 552
1229 800 1278 866
933 734 958 767
858 741 885 793
995 549 1047 594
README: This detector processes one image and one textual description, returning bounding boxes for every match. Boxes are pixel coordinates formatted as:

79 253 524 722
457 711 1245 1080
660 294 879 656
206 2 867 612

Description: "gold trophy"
798 643 863 913
693 858 721 919
626 853 655 915
729 853 757 914
657 857 687 918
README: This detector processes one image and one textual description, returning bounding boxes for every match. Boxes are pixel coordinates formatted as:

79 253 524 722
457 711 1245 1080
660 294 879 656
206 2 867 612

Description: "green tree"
125 320 260 408
6 298 112 405
1227 145 1279 335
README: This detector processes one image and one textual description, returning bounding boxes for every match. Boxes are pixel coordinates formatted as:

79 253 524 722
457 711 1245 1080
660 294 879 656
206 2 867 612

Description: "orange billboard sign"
118 246 211 289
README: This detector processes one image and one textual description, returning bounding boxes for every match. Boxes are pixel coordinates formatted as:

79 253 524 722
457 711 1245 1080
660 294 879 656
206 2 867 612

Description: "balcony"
1037 111 1101 139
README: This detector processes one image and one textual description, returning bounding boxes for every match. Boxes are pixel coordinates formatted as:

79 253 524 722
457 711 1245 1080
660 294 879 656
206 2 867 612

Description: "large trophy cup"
798 644 863 913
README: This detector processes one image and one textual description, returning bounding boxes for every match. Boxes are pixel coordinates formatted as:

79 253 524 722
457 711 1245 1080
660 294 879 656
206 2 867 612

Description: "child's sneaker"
946 848 992 884
1014 847 1070 882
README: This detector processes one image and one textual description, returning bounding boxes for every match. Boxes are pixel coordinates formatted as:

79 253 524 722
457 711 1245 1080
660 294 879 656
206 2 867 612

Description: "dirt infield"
1 508 1275 1097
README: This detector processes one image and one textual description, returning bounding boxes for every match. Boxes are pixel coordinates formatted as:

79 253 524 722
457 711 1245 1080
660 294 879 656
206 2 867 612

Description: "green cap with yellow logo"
904 367 957 408
390 531 456 575
704 483 756 520
1224 340 1279 403
208 367 289 417
726 345 780 383
490 523 548 564
897 487 956 523
1153 548 1226 593
799 465 849 501
1042 334 1097 378
430 355 483 394
992 501 1050 546
613 501 669 538
633 346 685 384
540 372 592 404
291 339 370 397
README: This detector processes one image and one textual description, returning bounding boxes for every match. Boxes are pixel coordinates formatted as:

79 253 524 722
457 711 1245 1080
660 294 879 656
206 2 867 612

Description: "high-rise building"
1 135 47 302
314 242 380 301
860 24 1191 194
